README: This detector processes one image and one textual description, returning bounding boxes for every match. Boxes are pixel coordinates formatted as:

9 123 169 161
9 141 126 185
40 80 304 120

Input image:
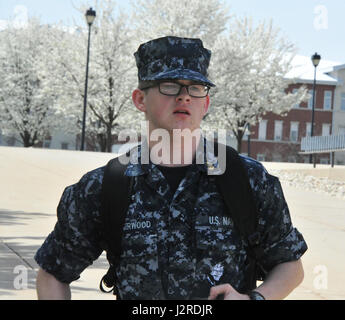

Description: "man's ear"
132 89 147 113
203 95 210 116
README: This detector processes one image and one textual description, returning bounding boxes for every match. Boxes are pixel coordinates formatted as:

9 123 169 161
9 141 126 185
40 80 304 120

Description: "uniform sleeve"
34 167 105 284
254 172 308 273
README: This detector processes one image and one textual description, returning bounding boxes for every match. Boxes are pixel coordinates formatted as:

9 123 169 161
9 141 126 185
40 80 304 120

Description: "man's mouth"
173 109 190 115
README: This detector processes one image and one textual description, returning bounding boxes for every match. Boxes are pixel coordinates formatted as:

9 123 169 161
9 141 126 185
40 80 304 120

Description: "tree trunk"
21 131 35 147
97 133 107 152
236 136 242 153
106 125 112 153
96 125 112 153
234 128 245 153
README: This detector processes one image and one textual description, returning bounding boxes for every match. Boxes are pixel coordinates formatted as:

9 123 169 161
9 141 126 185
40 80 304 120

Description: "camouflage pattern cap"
134 36 215 87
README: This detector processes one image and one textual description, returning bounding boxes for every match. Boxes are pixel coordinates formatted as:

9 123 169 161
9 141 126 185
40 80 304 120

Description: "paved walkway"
0 146 344 300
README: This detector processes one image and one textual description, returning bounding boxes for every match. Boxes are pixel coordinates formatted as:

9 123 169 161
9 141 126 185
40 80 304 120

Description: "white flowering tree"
50 1 140 152
0 18 59 147
205 18 309 152
50 0 230 152
131 0 230 47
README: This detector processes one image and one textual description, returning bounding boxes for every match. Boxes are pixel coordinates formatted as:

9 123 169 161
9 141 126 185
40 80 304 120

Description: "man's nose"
176 86 191 102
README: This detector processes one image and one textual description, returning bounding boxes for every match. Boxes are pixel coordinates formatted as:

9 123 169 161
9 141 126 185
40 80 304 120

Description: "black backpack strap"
99 152 133 294
214 143 266 291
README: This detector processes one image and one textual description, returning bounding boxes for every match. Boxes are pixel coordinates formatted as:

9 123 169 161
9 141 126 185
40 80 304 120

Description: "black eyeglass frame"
140 81 210 98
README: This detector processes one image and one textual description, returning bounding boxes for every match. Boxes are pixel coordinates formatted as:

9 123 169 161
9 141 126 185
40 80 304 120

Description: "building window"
43 140 51 148
292 89 300 108
272 154 282 162
306 122 312 137
274 121 283 141
288 156 297 163
290 122 299 142
243 125 249 140
323 90 332 110
257 154 265 161
322 124 331 136
341 93 345 111
61 142 69 150
258 120 267 140
308 90 314 109
320 158 329 164
338 127 345 135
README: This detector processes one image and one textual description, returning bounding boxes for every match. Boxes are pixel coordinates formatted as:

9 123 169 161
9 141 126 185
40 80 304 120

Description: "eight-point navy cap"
134 36 215 87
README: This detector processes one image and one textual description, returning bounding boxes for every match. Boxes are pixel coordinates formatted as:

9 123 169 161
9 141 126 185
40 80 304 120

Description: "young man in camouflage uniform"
35 36 307 300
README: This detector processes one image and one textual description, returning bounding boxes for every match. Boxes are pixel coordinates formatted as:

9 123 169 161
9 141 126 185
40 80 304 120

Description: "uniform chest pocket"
195 226 242 260
194 226 247 292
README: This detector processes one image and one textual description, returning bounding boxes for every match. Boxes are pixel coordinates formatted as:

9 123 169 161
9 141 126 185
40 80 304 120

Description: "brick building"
240 55 340 164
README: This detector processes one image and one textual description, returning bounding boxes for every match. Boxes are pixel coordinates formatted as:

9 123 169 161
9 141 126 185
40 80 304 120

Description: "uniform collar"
124 137 223 177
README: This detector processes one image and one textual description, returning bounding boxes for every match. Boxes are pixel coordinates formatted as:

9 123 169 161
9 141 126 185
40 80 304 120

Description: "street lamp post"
80 7 96 151
309 52 321 166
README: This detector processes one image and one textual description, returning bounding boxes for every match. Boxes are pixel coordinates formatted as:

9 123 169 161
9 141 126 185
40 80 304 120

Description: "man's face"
133 80 210 134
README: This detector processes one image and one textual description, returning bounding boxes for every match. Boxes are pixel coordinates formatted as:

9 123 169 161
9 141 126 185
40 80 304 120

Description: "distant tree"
0 18 58 147
131 0 230 47
205 18 309 152
50 1 140 152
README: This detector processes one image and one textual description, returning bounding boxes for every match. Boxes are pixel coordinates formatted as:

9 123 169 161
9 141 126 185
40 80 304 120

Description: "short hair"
138 80 158 90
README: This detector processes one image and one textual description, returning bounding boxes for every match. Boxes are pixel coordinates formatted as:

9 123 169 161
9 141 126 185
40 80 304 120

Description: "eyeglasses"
141 81 210 98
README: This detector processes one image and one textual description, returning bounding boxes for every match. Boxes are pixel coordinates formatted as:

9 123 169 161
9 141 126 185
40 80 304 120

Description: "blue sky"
1 0 344 63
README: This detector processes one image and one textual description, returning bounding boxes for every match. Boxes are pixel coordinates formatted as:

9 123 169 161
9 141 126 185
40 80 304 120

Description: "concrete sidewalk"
0 146 116 300
1 146 344 300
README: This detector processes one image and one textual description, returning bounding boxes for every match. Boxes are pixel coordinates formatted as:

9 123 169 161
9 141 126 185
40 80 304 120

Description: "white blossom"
205 18 309 151
131 0 230 47
0 18 59 147
49 1 140 151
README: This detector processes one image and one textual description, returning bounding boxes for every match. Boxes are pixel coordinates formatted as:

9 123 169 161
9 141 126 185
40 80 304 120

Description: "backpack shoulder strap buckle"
100 275 115 293
99 263 116 293
248 231 261 247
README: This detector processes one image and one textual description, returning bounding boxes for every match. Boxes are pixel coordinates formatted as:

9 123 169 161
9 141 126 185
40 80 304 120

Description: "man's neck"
147 128 202 167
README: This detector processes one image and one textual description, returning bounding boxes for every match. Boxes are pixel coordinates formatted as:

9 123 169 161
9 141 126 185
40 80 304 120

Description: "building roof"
333 64 345 71
285 55 342 86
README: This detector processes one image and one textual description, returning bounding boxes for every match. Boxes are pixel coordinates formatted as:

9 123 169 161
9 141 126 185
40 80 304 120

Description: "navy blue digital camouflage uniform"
35 36 307 299
35 142 307 299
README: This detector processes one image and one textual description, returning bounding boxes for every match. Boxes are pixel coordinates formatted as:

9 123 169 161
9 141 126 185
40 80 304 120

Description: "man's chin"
170 121 197 132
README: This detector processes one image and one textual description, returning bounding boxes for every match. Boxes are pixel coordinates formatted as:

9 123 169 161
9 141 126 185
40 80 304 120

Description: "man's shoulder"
63 165 107 202
57 166 107 221
78 166 106 189
237 154 276 192
75 154 130 196
239 154 268 176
